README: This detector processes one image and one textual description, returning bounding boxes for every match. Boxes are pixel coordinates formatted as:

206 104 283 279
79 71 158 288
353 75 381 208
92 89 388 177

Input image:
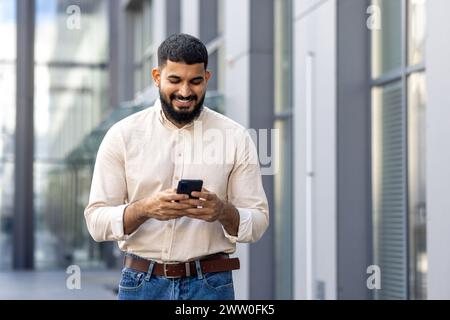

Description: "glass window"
273 0 293 300
199 0 224 112
371 0 402 78
371 0 427 299
35 1 108 65
273 118 293 299
34 0 110 269
0 0 16 270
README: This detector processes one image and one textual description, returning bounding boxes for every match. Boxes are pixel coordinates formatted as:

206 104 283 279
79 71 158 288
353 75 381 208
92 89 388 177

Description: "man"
84 33 269 300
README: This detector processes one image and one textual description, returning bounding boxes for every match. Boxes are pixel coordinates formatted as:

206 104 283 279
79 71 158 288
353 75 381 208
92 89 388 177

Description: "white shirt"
84 99 269 263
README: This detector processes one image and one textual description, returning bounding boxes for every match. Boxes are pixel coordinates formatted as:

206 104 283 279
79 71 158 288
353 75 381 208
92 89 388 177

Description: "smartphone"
176 179 203 199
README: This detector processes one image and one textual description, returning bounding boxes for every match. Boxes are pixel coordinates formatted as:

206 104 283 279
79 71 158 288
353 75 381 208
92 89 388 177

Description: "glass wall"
34 0 110 269
371 0 427 299
273 0 293 300
372 0 402 78
0 0 16 270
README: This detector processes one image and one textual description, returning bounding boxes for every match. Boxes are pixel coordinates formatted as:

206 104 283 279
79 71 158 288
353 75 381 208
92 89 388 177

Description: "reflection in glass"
408 0 426 66
371 0 402 78
407 73 427 299
34 0 110 269
0 0 16 270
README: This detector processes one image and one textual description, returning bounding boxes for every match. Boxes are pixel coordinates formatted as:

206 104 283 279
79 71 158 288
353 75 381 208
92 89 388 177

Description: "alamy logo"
66 265 81 290
169 121 279 176
367 5 381 30
366 265 381 290
66 5 81 30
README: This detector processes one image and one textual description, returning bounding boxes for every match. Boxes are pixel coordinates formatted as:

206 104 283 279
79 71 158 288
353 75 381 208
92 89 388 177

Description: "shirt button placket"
175 133 184 184
162 222 172 259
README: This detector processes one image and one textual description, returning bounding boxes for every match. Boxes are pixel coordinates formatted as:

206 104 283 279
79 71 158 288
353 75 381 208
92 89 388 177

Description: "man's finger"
153 211 184 221
161 193 189 201
179 199 206 207
191 191 212 200
165 202 196 210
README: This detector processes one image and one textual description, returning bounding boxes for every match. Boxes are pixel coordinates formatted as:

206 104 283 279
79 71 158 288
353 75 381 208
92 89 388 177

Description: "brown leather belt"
124 253 240 278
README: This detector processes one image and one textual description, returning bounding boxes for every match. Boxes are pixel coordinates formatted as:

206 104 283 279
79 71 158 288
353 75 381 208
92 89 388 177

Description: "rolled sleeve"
84 124 129 242
86 204 129 242
224 130 270 244
110 204 129 240
222 208 252 243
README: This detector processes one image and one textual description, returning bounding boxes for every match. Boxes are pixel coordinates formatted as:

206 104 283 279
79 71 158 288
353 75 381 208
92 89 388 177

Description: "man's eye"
169 79 180 84
191 80 202 85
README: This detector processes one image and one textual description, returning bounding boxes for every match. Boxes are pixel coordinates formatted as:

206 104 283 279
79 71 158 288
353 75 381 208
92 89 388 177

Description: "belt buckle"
163 263 179 279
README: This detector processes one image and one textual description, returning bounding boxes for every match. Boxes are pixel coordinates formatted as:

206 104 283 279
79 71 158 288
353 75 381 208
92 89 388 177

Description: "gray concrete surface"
0 270 120 300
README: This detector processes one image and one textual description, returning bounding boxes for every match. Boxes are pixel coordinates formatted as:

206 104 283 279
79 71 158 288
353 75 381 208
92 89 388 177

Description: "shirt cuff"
111 204 130 241
222 208 253 243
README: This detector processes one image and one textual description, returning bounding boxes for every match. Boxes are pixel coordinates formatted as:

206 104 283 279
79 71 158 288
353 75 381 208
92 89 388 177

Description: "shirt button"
178 153 182 157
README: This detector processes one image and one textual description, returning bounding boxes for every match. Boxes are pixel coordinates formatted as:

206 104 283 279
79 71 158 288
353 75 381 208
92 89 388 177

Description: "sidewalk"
0 270 120 300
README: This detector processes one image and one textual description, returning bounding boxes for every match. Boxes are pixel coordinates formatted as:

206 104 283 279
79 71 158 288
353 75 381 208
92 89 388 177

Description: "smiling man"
84 34 269 300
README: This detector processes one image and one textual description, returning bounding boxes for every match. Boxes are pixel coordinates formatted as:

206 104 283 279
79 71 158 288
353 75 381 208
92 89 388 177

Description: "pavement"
0 270 120 300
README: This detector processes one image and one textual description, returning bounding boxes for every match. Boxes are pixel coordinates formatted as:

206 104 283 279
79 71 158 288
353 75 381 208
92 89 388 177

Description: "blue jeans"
117 259 235 300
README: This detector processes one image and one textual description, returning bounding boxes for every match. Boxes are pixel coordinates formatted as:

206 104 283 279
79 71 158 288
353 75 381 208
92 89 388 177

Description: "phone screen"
176 179 203 199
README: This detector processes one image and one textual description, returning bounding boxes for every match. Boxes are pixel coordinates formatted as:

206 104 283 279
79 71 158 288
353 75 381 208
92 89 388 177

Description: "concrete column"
181 0 199 37
14 0 35 270
336 0 372 300
224 0 251 300
293 0 337 300
153 0 167 45
426 0 450 300
248 0 275 300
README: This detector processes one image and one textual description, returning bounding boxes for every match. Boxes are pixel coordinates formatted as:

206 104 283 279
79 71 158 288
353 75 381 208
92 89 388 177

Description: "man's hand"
144 188 196 221
123 188 195 235
179 188 240 236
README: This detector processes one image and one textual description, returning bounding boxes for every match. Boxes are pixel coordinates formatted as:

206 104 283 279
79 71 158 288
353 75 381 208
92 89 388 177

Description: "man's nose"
178 84 192 97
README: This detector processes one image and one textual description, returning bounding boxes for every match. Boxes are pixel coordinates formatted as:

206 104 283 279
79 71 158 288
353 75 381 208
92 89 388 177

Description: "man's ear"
152 67 161 87
205 70 212 82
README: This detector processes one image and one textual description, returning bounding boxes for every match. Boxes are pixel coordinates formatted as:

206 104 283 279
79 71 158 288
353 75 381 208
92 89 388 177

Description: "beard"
159 90 205 125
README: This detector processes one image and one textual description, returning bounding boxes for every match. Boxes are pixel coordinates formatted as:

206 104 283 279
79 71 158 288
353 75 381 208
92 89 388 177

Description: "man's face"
152 60 211 125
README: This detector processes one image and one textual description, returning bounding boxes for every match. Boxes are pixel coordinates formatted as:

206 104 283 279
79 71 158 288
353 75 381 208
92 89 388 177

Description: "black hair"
158 33 208 69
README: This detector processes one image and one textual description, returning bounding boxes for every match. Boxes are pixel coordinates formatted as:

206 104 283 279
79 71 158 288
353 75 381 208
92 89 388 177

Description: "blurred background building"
0 0 450 300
